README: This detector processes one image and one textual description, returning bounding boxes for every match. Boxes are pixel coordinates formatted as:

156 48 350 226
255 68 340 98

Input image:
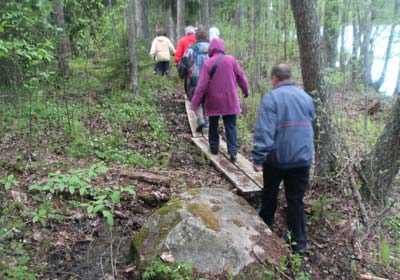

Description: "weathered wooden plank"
184 97 208 138
219 145 264 187
192 137 261 194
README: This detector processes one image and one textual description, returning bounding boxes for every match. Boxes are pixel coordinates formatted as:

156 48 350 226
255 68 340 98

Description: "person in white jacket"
149 29 176 78
208 24 220 41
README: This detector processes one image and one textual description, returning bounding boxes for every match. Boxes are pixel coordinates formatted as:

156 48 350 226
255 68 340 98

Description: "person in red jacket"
174 26 196 64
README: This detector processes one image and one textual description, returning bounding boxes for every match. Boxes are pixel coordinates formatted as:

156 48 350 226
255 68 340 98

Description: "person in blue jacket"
252 63 315 254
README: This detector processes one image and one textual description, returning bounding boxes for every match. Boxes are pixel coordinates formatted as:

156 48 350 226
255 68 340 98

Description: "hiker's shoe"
229 154 237 162
196 119 206 133
210 148 219 155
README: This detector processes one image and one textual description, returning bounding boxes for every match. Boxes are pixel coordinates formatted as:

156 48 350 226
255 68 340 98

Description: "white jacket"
149 36 176 62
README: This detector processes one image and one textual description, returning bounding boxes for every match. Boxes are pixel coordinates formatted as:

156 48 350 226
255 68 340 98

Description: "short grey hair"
271 63 292 81
185 25 195 35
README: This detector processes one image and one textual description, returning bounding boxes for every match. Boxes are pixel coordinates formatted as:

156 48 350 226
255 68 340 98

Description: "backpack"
177 56 189 79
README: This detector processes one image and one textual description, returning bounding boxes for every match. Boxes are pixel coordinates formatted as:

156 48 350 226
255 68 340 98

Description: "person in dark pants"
190 39 249 162
149 28 175 78
252 63 315 254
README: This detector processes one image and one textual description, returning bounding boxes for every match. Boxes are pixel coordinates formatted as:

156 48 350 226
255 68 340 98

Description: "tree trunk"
177 0 185 39
372 0 399 91
339 0 350 72
350 0 361 83
322 0 339 68
203 0 210 29
164 0 172 40
135 0 150 39
107 0 118 40
394 61 400 96
290 0 338 176
359 0 373 86
54 0 70 77
126 0 139 95
361 95 400 204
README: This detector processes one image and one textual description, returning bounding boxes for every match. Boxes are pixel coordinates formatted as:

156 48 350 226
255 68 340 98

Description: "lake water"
338 25 400 95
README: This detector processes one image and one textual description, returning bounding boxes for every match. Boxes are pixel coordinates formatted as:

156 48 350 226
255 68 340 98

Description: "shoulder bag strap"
209 54 225 80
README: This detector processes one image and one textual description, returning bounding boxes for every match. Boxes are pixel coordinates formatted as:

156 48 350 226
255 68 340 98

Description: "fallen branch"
360 274 388 280
347 164 369 227
118 170 171 187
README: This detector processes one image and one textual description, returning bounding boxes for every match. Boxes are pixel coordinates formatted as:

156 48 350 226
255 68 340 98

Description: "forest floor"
0 78 399 279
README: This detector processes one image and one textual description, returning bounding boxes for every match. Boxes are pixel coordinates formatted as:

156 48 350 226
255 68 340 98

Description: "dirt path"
43 89 234 279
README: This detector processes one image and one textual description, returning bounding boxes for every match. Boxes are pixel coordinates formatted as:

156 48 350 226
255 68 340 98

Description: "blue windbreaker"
252 82 315 168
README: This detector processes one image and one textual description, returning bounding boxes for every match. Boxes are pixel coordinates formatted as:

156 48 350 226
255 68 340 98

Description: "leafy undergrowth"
1 71 399 280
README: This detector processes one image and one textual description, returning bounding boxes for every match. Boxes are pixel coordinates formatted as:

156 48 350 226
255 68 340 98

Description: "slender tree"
359 0 373 85
203 0 210 29
126 0 139 95
290 0 338 176
54 0 70 77
322 0 340 68
177 0 185 39
339 0 350 72
361 95 400 204
394 61 400 96
135 0 150 39
164 0 174 41
372 0 399 92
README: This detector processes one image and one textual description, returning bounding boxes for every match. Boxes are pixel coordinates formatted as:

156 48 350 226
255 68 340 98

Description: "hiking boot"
210 148 219 155
196 119 206 133
229 154 237 162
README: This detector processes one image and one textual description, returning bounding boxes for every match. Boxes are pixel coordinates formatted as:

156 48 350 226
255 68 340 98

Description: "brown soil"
1 86 398 280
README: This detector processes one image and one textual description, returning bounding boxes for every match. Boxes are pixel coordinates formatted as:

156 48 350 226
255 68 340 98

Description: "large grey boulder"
130 188 288 276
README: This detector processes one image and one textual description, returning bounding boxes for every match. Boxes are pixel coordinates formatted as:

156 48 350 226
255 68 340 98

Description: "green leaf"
87 205 94 213
111 191 120 204
93 204 103 213
103 210 113 227
68 185 75 194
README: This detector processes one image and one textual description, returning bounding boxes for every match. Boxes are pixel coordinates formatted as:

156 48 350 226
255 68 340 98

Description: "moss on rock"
187 203 221 232
130 227 149 264
156 198 183 216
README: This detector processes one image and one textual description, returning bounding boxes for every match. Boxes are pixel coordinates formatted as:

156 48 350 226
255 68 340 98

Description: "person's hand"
253 164 263 172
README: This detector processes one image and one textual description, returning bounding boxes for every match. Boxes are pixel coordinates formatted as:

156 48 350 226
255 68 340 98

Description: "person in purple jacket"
252 63 315 254
190 38 249 162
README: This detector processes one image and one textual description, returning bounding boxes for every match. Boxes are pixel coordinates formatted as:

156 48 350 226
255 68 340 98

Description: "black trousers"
259 164 310 248
155 61 171 77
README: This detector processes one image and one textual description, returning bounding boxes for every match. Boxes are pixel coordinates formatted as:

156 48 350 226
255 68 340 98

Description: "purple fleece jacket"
190 39 249 116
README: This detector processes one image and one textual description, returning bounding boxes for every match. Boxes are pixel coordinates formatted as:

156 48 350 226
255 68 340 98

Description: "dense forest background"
0 0 399 279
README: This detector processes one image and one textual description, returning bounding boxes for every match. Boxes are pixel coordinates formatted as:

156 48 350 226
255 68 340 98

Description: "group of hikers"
149 25 315 255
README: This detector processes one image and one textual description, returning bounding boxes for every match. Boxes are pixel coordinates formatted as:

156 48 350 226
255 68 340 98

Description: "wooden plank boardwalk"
185 97 262 196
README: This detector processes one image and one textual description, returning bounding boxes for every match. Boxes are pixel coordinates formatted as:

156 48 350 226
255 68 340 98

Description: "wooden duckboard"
185 97 262 195
191 137 262 195
184 97 208 138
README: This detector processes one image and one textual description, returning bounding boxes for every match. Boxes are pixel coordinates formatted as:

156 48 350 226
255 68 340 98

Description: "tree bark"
361 95 400 204
135 0 150 39
372 0 399 91
177 0 185 39
322 0 340 68
359 0 373 86
126 0 139 95
107 0 118 40
339 0 350 72
290 0 338 176
54 0 70 77
394 61 400 96
350 0 361 83
164 0 173 40
203 0 210 29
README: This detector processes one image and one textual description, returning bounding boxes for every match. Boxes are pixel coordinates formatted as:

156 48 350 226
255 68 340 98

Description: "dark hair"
157 28 166 36
271 63 292 81
195 28 208 41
